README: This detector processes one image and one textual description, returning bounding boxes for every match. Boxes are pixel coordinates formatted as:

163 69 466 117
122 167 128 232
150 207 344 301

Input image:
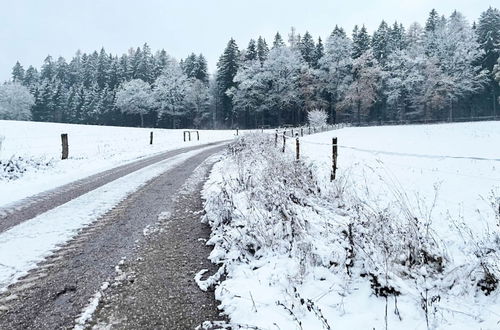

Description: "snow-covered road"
0 143 223 291
0 143 226 329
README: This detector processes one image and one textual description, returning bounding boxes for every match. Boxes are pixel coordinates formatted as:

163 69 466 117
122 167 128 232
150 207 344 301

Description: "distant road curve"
0 141 227 234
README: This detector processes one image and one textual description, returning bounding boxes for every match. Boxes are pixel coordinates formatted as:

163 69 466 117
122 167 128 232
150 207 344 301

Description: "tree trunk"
357 101 361 125
493 87 497 118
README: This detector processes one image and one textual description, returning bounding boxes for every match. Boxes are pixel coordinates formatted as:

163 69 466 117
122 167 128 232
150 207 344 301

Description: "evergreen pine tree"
476 7 500 116
195 54 209 84
314 37 324 68
68 50 83 86
245 39 258 61
183 53 199 78
153 49 169 78
55 56 68 84
331 25 347 38
40 55 55 81
299 31 316 66
352 25 371 58
477 7 500 72
257 36 269 64
425 9 440 32
23 66 39 89
136 43 154 83
11 62 25 83
389 22 406 53
272 32 285 48
96 48 110 88
216 38 240 127
372 21 390 63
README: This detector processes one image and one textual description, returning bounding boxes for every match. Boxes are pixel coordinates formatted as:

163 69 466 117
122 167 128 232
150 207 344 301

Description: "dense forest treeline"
1 7 500 129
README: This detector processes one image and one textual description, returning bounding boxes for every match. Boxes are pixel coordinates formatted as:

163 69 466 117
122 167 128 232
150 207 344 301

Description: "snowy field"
300 121 500 252
0 120 235 207
201 122 500 330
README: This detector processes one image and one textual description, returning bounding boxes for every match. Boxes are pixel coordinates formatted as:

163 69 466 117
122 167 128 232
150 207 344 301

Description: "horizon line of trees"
1 7 500 129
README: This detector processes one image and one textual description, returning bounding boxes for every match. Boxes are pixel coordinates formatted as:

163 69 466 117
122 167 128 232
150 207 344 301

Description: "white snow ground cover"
0 120 235 207
0 145 220 292
201 122 500 329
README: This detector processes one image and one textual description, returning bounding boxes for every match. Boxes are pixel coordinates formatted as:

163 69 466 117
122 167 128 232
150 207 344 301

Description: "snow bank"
201 128 500 329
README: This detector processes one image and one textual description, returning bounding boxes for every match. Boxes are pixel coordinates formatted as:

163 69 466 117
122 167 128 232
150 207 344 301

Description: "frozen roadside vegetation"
201 132 500 329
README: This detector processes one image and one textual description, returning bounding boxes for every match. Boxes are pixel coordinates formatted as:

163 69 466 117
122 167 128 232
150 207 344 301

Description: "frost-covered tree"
115 79 152 127
319 27 352 123
185 79 211 127
153 61 190 128
261 46 304 125
6 6 498 128
0 83 35 120
338 50 383 124
307 109 328 127
442 11 487 110
228 61 267 127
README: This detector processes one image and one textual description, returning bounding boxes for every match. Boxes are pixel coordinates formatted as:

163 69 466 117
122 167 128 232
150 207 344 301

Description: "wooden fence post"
188 131 191 141
275 130 278 147
300 127 303 137
295 135 300 160
196 131 200 141
183 131 186 142
150 131 153 145
308 126 311 135
282 134 286 153
61 133 69 160
236 128 239 136
330 137 338 181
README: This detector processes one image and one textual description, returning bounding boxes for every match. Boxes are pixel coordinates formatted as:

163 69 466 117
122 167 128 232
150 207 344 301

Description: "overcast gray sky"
0 0 495 81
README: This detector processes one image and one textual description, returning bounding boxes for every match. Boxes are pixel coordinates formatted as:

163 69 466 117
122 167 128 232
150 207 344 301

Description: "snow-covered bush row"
201 134 500 329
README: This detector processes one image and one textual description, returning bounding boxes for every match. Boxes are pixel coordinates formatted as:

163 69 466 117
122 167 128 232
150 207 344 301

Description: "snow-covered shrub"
201 134 498 329
0 156 54 181
204 133 325 263
307 109 328 127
